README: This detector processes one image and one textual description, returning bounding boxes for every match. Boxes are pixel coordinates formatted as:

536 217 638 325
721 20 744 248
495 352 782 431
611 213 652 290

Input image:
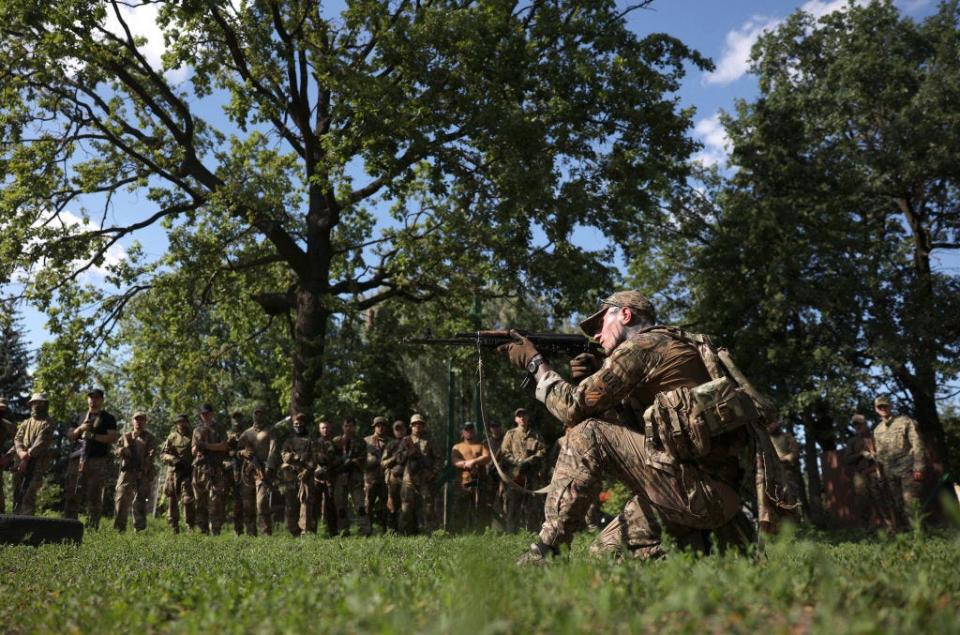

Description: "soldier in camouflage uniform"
451 422 491 532
224 410 245 535
314 419 341 536
768 421 803 523
279 413 317 536
363 417 389 535
500 291 779 565
501 407 547 532
69 388 120 529
381 420 408 533
192 404 229 535
0 399 16 513
160 414 195 533
873 395 927 523
334 416 368 536
400 414 436 534
113 411 159 532
237 406 280 536
12 393 55 515
844 413 899 532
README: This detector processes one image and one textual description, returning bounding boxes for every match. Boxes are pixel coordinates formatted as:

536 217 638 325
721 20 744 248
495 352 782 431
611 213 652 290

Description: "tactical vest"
641 326 775 462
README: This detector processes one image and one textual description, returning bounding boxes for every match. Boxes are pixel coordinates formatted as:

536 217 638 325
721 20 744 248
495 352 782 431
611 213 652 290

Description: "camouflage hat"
132 411 148 420
578 291 656 337
410 413 425 425
874 395 892 408
373 416 387 427
462 421 476 431
392 419 406 430
28 392 49 404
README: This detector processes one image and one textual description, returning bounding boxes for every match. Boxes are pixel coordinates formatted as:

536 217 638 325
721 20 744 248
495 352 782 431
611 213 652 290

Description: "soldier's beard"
31 404 48 418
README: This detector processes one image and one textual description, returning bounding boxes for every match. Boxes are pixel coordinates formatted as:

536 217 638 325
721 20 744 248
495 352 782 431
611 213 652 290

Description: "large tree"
0 0 707 415
632 1 960 459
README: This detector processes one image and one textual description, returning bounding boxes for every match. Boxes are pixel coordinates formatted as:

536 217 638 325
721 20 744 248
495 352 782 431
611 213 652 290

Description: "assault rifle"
407 330 603 388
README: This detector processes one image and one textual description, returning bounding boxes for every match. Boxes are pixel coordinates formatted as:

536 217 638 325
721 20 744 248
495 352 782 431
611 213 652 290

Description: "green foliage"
1 524 959 632
0 307 32 413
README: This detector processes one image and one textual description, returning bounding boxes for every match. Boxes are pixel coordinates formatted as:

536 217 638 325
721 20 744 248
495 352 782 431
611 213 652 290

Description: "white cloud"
16 210 128 283
705 0 868 86
103 2 188 83
691 113 730 167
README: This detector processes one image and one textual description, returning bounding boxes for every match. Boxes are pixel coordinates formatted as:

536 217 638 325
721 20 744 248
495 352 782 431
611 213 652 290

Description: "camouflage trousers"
193 462 225 535
363 474 388 535
63 456 83 519
315 479 338 536
79 456 112 529
887 471 924 526
282 475 316 536
400 474 434 535
385 471 403 532
852 464 899 532
114 470 154 532
505 477 544 533
164 467 195 532
239 465 274 536
12 455 52 516
541 418 741 558
334 470 368 536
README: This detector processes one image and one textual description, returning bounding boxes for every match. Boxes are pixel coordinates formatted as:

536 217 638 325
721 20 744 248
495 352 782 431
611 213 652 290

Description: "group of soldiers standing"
0 388 557 537
768 394 930 532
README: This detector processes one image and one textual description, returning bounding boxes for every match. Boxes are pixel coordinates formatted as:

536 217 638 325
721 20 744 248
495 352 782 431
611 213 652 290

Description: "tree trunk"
290 285 329 417
802 414 824 527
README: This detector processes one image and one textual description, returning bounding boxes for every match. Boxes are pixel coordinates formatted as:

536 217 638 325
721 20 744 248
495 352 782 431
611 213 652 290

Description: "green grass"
1 520 959 634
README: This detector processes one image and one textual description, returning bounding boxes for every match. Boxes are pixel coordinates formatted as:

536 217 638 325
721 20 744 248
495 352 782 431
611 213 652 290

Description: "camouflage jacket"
381 436 410 478
404 434 435 480
874 415 926 474
501 427 546 475
770 432 800 466
334 435 367 475
161 427 193 471
280 434 316 480
363 433 388 479
314 436 340 481
117 429 159 475
535 329 711 429
14 416 54 458
192 422 226 467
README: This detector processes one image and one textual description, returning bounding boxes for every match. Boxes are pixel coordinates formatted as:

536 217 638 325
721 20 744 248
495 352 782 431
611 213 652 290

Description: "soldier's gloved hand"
569 353 600 381
497 330 541 371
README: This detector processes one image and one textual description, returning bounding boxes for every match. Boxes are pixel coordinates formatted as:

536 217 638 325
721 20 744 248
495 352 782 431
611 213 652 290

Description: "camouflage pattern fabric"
12 416 54 515
280 434 317 536
874 414 927 517
192 423 226 535
113 429 159 531
501 427 546 532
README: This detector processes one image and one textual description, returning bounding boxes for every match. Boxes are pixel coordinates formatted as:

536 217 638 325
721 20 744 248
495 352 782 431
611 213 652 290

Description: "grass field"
2 520 959 634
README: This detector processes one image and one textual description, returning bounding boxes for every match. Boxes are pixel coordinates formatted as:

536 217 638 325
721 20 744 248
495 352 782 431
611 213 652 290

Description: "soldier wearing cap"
12 393 55 515
334 416 368 536
314 418 341 536
0 399 16 513
237 405 280 535
113 411 159 531
499 290 778 565
362 416 390 535
844 413 899 531
192 404 230 535
501 407 547 533
451 422 491 532
280 413 317 536
64 388 119 528
872 395 927 523
381 420 409 533
160 414 195 533
400 413 436 534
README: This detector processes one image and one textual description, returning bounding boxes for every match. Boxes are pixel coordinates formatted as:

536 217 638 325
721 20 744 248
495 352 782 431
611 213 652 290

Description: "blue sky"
12 0 943 355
